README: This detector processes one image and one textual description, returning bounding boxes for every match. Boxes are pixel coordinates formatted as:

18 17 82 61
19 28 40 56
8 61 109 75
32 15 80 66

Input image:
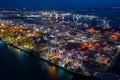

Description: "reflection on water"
0 41 73 80
0 40 5 46
7 45 26 60
48 66 57 77
0 40 3 44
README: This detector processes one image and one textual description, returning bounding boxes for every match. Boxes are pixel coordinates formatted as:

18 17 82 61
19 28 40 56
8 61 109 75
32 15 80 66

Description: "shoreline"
0 39 101 79
1 39 120 80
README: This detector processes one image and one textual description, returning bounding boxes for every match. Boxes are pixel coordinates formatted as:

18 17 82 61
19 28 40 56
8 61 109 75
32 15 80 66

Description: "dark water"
76 10 120 18
75 10 120 28
0 10 120 80
0 41 73 80
0 39 120 80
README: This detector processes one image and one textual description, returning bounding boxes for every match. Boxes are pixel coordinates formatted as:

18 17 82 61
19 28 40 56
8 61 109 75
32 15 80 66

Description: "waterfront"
75 10 120 28
0 37 120 80
1 0 120 80
0 41 73 80
0 10 120 80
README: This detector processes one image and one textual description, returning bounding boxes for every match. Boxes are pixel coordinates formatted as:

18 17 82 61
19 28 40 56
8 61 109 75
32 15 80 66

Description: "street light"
56 30 59 33
40 27 43 30
1 23 5 26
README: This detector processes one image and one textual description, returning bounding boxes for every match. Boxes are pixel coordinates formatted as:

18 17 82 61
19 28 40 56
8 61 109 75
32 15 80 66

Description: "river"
0 10 120 80
0 41 73 80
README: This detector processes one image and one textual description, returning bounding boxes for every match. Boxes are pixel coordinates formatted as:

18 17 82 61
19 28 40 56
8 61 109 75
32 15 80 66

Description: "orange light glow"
48 66 56 76
88 28 95 33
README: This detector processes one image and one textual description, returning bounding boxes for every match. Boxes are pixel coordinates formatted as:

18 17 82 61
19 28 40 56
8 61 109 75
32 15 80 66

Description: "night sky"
0 0 120 9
